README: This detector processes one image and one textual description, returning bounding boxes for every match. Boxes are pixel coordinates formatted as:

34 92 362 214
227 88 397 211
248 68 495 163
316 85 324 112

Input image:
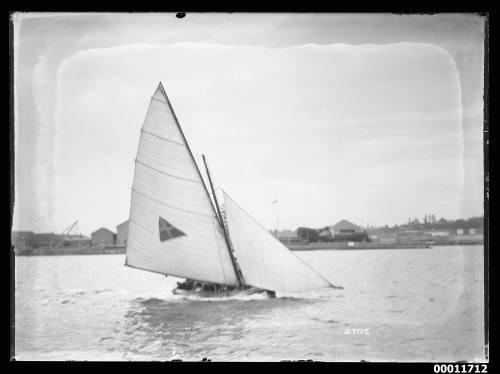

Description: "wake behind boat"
125 82 342 298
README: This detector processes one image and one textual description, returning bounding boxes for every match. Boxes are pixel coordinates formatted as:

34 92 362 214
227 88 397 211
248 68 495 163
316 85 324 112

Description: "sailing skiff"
125 82 342 298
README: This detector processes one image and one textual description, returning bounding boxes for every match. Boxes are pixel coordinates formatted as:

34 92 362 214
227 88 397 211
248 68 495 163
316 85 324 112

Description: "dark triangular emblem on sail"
159 217 186 242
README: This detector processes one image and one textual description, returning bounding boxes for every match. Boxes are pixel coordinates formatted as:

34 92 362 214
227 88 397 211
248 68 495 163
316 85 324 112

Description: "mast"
158 82 243 286
202 154 245 288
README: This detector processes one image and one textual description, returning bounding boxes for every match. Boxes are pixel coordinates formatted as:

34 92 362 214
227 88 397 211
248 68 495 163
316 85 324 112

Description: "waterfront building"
429 231 450 237
91 228 116 247
60 236 91 248
116 220 129 246
318 229 333 241
31 233 59 249
398 230 432 244
11 231 35 251
328 220 368 242
379 236 397 245
277 229 304 245
328 220 362 237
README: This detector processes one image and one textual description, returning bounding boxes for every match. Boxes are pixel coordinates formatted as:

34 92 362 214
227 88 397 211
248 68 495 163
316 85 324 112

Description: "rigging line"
140 129 185 146
134 159 201 184
132 188 214 218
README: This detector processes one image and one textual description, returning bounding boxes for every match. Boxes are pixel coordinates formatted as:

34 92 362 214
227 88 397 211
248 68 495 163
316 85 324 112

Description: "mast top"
155 81 168 100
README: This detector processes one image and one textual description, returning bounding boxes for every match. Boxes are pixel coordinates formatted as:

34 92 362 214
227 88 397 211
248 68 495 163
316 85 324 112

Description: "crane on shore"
49 220 80 250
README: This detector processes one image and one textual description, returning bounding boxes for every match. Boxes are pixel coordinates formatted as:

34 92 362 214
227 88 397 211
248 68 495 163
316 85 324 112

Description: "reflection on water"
15 246 486 361
119 297 320 360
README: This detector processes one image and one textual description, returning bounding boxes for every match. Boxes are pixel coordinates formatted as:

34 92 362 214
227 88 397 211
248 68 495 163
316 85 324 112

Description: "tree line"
293 215 484 243
402 215 483 230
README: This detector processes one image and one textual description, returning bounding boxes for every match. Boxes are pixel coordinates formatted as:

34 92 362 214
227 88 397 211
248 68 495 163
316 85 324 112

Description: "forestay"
126 83 238 286
223 192 335 293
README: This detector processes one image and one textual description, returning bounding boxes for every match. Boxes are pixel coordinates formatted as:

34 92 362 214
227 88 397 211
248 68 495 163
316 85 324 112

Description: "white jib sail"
223 192 335 293
126 83 238 286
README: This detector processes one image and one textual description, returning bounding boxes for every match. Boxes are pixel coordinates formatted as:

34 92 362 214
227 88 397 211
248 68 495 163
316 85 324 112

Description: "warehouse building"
329 220 362 237
328 220 368 242
277 229 304 245
91 228 116 247
116 220 129 246
11 231 35 251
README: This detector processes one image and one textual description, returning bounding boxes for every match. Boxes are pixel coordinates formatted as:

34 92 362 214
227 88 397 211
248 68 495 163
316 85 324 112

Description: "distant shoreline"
13 242 485 256
287 242 483 251
14 245 126 256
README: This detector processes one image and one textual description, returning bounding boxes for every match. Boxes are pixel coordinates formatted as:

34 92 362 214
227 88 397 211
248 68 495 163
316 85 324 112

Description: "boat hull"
172 287 275 298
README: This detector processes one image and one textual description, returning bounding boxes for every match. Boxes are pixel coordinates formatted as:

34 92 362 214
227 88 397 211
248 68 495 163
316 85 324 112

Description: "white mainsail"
126 83 239 286
223 192 335 293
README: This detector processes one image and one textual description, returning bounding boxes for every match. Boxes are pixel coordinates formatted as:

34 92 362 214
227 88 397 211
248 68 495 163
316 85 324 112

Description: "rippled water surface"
14 246 486 361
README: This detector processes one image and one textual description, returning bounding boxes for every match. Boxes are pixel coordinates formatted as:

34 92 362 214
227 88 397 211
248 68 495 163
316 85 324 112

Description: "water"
14 246 486 361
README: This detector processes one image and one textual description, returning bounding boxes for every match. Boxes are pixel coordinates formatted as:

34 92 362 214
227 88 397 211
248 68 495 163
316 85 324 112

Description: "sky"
12 13 486 235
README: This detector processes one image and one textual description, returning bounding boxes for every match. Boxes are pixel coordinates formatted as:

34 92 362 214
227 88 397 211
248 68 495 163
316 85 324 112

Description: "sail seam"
140 137 191 159
224 191 336 289
150 96 168 104
128 217 155 235
132 188 211 211
130 202 217 229
139 144 192 164
132 188 214 217
130 233 228 254
141 128 185 146
126 243 152 260
136 147 192 168
134 159 201 183
130 207 229 240
133 170 204 193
